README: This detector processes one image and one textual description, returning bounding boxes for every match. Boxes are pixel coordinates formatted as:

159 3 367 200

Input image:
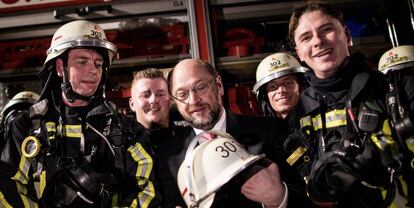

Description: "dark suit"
157 110 310 207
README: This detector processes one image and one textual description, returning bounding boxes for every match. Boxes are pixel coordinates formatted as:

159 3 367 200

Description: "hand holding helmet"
177 130 268 208
241 162 286 207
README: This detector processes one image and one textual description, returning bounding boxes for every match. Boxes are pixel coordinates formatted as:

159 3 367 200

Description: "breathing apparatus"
253 52 308 116
39 20 117 103
378 45 414 169
0 91 39 150
284 71 401 206
177 130 266 208
0 91 40 124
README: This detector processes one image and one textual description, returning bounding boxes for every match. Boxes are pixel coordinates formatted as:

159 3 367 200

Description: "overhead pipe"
386 18 399 47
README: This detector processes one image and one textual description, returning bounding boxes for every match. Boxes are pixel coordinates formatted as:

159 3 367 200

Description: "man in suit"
157 58 309 207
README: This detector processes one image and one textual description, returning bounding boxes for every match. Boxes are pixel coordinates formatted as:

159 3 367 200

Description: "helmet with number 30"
177 131 265 208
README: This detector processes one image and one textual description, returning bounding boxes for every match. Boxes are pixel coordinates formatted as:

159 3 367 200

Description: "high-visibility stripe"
128 143 154 208
370 120 397 152
14 181 38 208
300 109 347 131
63 125 82 138
46 122 84 138
45 122 56 132
12 157 30 185
137 182 155 208
0 192 13 208
45 122 56 140
34 171 46 199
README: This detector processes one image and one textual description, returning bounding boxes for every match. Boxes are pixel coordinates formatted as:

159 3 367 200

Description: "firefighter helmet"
39 20 117 80
378 45 414 75
177 131 265 208
253 52 308 94
0 91 39 123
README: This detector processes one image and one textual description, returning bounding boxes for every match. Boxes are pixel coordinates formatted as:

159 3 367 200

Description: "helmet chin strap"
61 82 95 103
61 62 97 103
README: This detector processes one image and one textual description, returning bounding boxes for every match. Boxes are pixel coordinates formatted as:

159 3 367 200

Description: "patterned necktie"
204 132 217 140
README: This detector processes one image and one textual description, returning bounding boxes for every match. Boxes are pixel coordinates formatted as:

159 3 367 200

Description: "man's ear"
129 97 135 112
215 76 225 96
56 58 64 77
345 26 353 47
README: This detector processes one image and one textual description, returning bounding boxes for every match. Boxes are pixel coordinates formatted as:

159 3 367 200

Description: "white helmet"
39 20 117 102
253 52 308 94
378 45 414 75
44 20 117 67
0 91 39 122
177 131 265 208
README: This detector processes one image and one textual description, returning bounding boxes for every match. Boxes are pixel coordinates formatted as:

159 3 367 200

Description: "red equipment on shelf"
227 84 260 116
223 28 264 57
110 20 189 59
0 38 49 70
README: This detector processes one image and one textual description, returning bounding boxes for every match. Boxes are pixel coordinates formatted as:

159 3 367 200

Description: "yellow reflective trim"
63 125 82 138
137 181 155 208
46 122 56 140
39 171 46 197
300 109 347 131
382 120 392 136
370 120 398 152
0 192 13 208
14 182 38 208
45 122 56 132
287 146 307 166
34 171 46 198
370 134 382 150
128 143 154 208
300 116 312 128
128 143 153 179
12 156 30 184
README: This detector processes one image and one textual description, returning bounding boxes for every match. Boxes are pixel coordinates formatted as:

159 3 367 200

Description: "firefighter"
0 20 160 207
378 45 414 207
284 1 402 207
0 91 39 153
253 52 308 121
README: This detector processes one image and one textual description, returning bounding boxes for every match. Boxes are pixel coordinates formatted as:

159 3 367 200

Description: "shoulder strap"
344 72 370 134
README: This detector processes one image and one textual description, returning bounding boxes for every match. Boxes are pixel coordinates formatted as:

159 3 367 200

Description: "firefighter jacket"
284 53 405 207
0 96 160 208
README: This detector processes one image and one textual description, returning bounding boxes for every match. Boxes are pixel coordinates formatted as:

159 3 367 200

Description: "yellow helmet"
253 52 308 94
378 45 414 75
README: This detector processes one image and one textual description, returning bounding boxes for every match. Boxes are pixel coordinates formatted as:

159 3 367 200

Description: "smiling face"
294 10 352 79
266 74 300 118
129 77 170 129
170 59 224 130
56 48 103 101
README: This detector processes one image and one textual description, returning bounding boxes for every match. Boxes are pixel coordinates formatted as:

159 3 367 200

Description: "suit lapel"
225 109 241 139
168 127 196 180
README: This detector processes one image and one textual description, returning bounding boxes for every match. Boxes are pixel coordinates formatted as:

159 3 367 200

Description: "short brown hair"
131 68 167 86
288 1 345 46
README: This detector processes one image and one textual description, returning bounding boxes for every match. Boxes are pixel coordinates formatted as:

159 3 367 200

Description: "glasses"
172 77 216 102
266 78 298 92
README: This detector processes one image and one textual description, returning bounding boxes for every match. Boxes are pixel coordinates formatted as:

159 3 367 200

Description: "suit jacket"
157 109 310 207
